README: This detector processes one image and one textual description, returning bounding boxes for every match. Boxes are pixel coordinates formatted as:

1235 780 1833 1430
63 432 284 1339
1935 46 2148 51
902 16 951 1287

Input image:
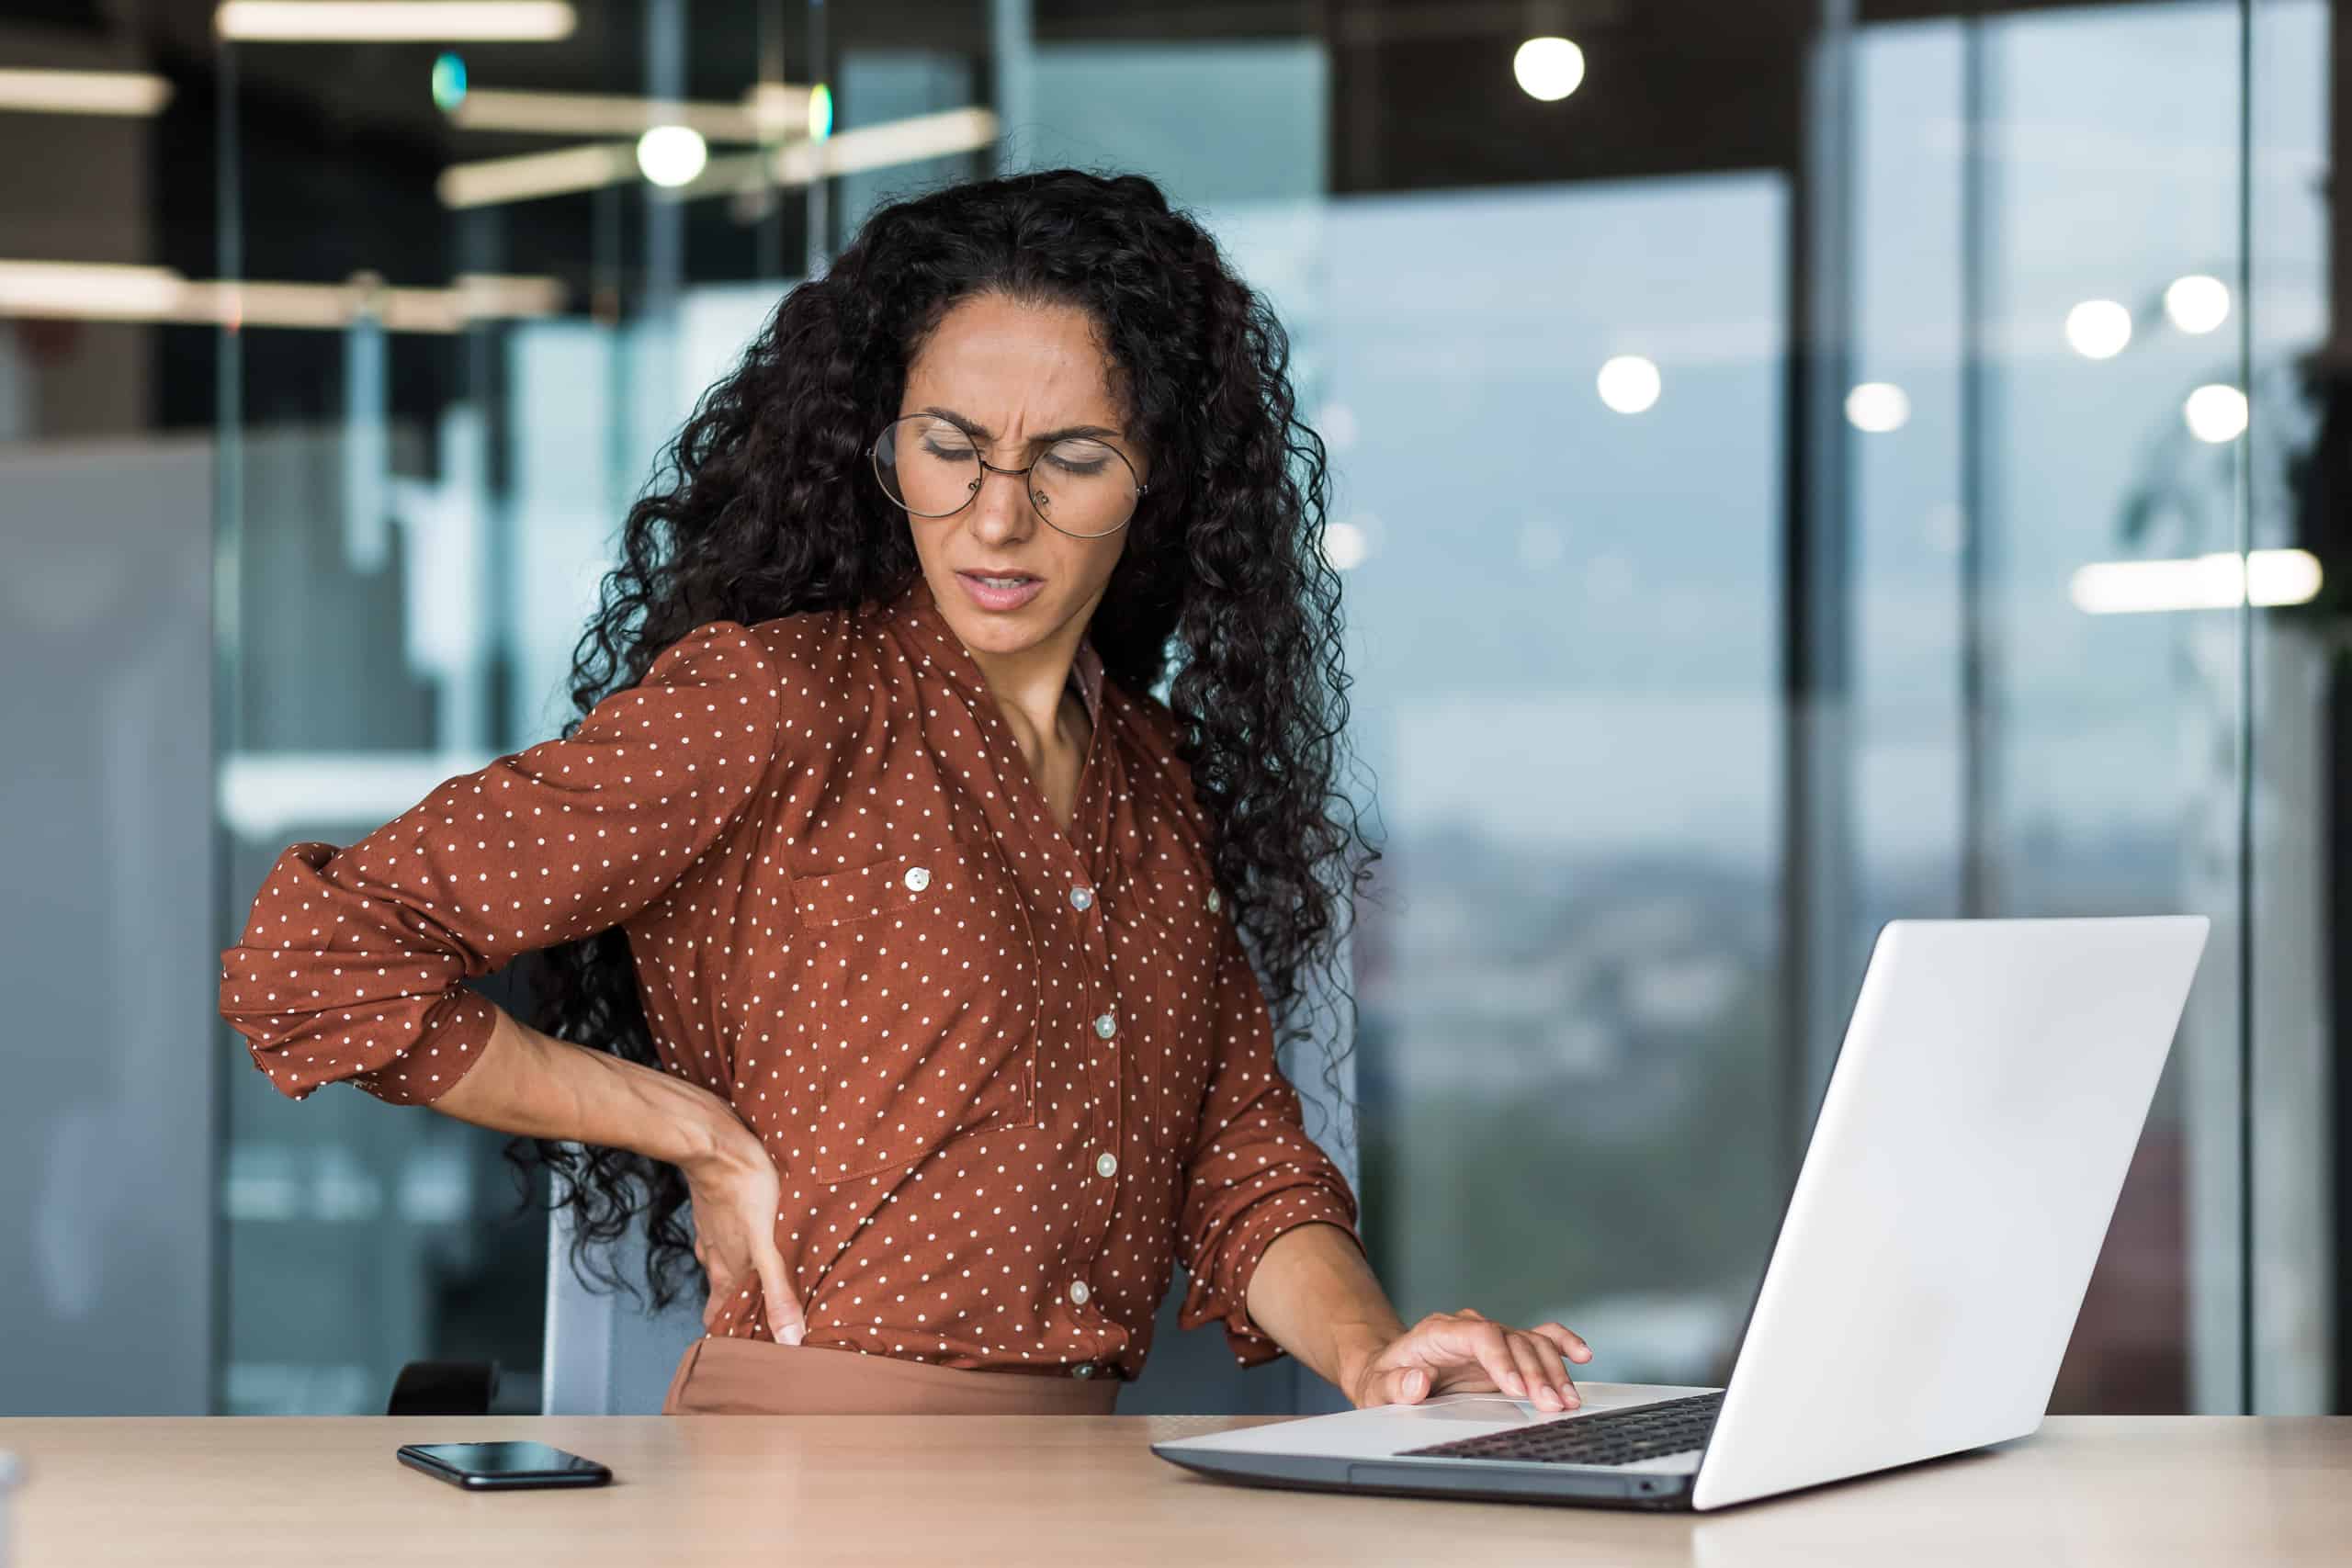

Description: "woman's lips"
955 570 1046 612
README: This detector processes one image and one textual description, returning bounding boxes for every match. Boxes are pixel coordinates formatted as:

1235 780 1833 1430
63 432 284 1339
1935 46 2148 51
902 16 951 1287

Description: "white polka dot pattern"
218 573 1361 1377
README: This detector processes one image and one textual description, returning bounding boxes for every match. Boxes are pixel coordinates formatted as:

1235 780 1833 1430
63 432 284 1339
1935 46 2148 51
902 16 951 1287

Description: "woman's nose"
967 462 1036 535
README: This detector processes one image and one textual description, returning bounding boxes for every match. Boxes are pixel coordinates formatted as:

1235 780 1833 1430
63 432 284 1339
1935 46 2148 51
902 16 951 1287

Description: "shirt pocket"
1102 852 1223 1156
788 843 942 929
780 833 1042 1184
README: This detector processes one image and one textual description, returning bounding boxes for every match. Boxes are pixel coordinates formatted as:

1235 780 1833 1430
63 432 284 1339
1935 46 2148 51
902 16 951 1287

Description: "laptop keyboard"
1396 1390 1724 1468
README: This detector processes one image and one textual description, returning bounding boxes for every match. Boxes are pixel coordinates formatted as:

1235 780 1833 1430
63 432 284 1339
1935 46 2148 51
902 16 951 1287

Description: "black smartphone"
396 1440 613 1491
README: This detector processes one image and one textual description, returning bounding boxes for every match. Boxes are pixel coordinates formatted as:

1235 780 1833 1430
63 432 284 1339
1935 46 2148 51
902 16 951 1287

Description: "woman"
219 169 1592 1417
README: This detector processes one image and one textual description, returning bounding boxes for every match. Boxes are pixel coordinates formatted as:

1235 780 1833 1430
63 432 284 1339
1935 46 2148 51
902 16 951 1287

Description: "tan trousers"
660 1334 1121 1416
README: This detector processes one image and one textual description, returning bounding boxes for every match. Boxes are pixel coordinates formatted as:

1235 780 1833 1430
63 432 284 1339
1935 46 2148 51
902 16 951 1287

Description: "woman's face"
893 291 1142 664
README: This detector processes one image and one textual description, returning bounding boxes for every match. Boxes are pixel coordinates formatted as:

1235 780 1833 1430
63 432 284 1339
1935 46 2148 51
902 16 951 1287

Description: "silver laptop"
1154 916 2210 1511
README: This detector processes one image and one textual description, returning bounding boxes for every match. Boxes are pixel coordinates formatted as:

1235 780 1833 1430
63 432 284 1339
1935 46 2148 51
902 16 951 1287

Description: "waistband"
660 1334 1122 1416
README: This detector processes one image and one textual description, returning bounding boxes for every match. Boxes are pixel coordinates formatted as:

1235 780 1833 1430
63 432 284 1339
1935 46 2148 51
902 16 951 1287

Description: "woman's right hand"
679 1114 806 1345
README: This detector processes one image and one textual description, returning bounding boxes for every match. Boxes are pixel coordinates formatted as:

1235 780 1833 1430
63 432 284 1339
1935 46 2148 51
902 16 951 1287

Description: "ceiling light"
1595 355 1660 414
0 260 182 319
440 106 998 209
2070 549 2321 614
437 142 636 208
1513 37 1586 102
1323 518 1371 570
0 259 560 332
2064 299 2132 360
447 84 815 141
215 2 576 43
1845 382 1910 433
762 107 997 189
0 68 173 117
2183 384 2247 443
636 125 707 186
2163 275 2231 335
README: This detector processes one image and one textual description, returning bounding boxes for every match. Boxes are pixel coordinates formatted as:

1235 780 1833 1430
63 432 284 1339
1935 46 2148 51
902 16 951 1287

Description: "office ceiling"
17 0 2162 209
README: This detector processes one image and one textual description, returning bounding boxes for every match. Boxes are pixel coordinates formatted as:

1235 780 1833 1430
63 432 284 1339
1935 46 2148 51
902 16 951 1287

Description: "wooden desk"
2 1413 2346 1566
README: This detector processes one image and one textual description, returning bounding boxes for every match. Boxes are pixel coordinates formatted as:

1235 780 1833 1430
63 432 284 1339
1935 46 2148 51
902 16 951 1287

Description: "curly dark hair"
514 167 1382 1315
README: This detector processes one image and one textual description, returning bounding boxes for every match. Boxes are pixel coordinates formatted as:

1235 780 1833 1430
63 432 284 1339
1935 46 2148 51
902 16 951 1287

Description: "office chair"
386 1359 503 1416
385 1176 700 1416
539 1198 704 1415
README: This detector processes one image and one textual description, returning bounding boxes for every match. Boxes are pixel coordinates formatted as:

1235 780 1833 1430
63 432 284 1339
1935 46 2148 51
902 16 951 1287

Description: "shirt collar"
879 571 1105 725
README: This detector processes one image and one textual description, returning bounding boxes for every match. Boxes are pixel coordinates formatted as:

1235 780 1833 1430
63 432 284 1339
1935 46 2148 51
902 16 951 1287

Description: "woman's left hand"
1343 1308 1594 1412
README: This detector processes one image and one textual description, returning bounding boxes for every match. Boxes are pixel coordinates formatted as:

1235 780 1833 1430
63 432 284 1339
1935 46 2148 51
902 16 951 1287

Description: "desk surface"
2 1412 2346 1567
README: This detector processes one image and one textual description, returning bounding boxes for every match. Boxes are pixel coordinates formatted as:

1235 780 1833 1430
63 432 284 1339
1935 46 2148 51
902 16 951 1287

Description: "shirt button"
1069 885 1095 910
1069 1280 1091 1305
904 865 931 892
1206 888 1220 912
1093 1011 1116 1039
1072 1363 1096 1379
1095 1151 1118 1179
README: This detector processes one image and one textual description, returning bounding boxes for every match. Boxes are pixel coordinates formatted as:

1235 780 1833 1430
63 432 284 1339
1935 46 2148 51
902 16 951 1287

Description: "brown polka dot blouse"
218 572 1363 1378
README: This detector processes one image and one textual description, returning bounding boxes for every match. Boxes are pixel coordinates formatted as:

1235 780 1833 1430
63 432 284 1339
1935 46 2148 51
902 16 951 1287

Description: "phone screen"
399 1441 611 1484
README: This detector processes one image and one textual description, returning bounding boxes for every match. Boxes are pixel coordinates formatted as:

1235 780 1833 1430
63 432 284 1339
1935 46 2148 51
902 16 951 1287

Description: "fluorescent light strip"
0 68 174 117
0 260 562 332
215 2 575 42
436 141 637 209
2070 548 2324 615
746 82 810 139
0 260 183 319
450 84 812 142
439 106 994 209
686 107 999 197
766 107 998 187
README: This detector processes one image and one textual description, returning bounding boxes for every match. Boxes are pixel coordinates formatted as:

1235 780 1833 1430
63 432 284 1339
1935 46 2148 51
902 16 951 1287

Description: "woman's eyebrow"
920 406 1125 444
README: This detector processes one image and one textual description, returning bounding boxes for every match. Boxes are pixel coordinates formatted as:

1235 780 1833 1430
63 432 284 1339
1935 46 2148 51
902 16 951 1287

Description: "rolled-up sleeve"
218 619 783 1107
1175 910 1363 1366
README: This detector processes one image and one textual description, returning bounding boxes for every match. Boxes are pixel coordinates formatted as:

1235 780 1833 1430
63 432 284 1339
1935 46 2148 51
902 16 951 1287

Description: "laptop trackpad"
1383 1395 1541 1423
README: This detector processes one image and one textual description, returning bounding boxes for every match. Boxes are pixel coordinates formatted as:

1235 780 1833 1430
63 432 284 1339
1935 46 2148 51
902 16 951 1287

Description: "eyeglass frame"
865 413 1151 539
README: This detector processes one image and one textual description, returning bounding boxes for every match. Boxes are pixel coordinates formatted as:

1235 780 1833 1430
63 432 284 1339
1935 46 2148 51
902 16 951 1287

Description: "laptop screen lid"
1688 917 2208 1509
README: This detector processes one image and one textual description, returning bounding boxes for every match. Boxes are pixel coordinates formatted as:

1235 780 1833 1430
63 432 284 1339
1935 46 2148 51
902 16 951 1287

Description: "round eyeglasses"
868 413 1148 539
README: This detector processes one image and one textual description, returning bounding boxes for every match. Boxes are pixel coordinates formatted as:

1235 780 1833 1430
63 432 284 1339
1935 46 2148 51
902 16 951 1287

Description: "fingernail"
1507 1371 1527 1396
781 1323 804 1346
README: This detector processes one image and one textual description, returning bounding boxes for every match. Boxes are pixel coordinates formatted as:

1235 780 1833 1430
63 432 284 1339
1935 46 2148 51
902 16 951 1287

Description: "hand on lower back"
681 1121 805 1345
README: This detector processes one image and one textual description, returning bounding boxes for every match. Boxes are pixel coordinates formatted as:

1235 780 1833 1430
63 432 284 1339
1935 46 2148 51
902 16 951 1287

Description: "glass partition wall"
121 0 2337 1412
